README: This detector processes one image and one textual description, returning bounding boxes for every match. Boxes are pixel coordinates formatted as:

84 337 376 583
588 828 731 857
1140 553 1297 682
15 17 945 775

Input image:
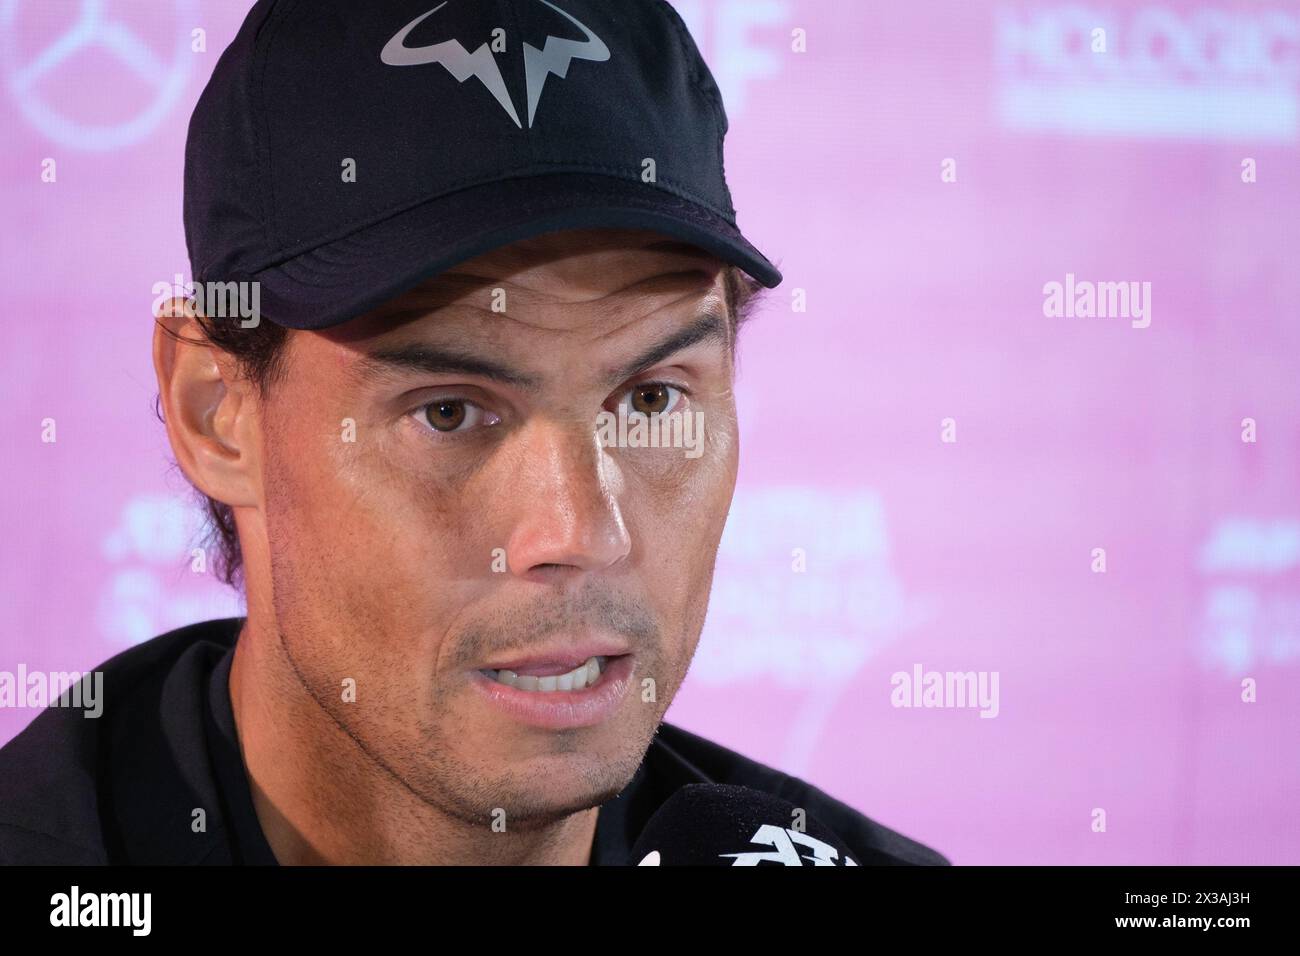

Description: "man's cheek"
626 434 736 509
356 464 505 600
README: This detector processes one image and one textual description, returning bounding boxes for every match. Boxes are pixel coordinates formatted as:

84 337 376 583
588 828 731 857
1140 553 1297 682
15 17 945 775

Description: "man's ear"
153 297 261 508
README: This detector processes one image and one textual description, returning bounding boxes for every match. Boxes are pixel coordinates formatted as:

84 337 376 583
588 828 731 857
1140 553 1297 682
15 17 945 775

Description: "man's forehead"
324 233 728 346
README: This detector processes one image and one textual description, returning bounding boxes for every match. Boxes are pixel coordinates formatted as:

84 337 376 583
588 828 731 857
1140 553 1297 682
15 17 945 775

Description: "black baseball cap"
183 0 783 331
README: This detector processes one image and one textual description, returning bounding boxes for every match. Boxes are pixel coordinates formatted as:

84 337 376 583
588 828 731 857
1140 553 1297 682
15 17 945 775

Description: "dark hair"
155 262 770 590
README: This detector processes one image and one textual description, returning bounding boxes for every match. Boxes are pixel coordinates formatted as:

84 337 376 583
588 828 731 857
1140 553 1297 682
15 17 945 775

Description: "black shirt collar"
205 640 279 865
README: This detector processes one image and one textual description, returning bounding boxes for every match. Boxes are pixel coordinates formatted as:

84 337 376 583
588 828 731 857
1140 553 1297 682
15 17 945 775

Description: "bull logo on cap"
380 0 610 129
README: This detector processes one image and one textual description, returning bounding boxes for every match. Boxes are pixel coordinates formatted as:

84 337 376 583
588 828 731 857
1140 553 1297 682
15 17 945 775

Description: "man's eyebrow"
605 309 729 387
352 344 542 390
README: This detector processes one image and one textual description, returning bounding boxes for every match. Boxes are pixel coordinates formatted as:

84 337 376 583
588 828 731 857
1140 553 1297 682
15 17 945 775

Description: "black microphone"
628 783 860 866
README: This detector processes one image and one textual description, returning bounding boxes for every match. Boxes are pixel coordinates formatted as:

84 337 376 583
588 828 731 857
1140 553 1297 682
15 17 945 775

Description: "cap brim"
246 173 782 330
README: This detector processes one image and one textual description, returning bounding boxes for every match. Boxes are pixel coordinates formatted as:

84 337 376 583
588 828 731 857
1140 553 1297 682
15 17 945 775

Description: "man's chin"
499 781 630 832
460 740 648 828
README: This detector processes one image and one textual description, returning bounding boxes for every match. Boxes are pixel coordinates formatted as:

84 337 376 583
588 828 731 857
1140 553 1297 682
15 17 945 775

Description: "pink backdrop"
2 0 1297 864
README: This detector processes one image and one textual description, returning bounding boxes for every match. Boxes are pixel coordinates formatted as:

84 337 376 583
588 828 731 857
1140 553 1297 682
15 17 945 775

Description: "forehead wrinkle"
532 274 727 354
450 265 718 317
349 257 721 338
603 308 729 389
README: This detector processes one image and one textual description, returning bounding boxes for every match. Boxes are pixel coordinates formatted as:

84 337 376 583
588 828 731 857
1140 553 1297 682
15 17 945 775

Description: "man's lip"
479 644 633 673
470 654 636 730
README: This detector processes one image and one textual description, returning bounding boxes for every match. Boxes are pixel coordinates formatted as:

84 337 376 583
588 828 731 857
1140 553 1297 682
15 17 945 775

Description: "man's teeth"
486 656 606 692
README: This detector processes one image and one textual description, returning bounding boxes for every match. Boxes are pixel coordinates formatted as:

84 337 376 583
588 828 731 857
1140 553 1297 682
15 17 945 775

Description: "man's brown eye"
425 400 466 431
412 399 498 437
631 383 671 415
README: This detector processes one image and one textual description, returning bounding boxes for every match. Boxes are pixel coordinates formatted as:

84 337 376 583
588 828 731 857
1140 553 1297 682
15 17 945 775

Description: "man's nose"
502 420 632 578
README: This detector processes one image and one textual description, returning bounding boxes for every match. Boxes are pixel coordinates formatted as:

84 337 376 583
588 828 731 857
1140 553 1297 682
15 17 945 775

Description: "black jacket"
0 617 949 865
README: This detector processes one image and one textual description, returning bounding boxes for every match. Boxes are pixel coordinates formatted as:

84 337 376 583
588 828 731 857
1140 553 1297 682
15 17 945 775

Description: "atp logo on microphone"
638 825 859 866
721 825 859 866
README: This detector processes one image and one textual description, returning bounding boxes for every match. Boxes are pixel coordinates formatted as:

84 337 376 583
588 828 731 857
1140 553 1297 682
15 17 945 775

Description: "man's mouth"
479 656 613 692
471 653 637 729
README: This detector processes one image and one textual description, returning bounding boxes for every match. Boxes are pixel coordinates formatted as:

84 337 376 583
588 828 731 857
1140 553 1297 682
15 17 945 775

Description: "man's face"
252 228 739 828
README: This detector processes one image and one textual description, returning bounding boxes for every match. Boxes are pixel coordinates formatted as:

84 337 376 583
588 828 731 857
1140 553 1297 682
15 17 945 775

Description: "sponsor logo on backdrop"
997 4 1300 141
1 0 197 150
1197 517 1300 673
